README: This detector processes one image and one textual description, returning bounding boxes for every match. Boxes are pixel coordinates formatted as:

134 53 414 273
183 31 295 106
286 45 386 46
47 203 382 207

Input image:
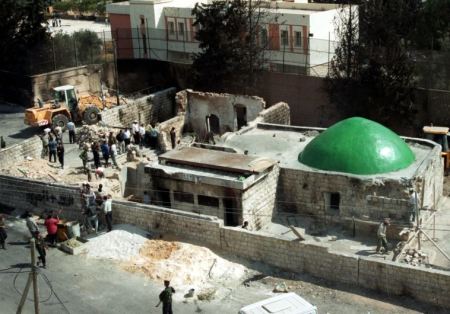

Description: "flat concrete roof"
222 124 436 180
159 147 276 175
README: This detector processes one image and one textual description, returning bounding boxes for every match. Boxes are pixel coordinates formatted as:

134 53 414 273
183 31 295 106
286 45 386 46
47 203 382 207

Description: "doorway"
235 105 247 130
159 188 171 208
224 197 240 226
325 192 340 214
207 114 220 134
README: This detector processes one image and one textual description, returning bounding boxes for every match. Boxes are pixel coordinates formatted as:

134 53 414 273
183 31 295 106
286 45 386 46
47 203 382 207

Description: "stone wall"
0 175 83 220
255 102 291 125
31 65 102 102
184 90 266 136
99 87 176 128
157 115 186 152
242 165 280 230
1 173 449 309
0 136 42 168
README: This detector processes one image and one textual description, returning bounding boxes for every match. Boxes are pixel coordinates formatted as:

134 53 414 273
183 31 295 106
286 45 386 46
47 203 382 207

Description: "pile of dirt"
123 239 248 298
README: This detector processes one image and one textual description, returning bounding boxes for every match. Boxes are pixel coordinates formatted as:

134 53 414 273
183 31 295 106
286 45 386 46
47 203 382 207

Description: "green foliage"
52 30 103 67
53 0 107 15
415 0 450 50
327 1 421 126
0 0 50 72
191 0 266 94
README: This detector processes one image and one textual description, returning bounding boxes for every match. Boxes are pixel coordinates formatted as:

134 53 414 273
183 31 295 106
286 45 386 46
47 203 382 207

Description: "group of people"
24 210 60 268
79 121 162 172
130 120 161 150
81 183 113 233
40 123 73 169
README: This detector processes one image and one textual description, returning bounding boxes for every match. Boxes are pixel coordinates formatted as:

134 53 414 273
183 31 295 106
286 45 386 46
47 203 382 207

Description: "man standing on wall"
376 218 390 254
157 280 175 314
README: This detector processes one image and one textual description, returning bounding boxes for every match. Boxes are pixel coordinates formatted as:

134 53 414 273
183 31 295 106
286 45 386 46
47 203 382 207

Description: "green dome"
298 117 415 175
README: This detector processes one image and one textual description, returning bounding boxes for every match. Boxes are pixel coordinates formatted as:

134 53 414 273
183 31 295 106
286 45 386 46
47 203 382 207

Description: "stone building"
142 91 443 234
146 147 279 230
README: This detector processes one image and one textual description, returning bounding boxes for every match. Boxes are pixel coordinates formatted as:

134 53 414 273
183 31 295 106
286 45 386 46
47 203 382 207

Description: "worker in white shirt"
132 120 140 145
102 194 113 232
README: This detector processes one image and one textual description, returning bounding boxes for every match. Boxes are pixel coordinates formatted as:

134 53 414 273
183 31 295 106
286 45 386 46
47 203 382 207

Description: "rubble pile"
402 248 429 267
0 158 63 181
77 125 114 148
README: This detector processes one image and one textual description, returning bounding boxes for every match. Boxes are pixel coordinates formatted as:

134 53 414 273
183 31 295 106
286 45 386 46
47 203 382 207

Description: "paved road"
0 103 40 146
0 217 445 314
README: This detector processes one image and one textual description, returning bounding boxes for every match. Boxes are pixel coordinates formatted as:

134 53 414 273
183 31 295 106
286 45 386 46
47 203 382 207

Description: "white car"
239 292 318 314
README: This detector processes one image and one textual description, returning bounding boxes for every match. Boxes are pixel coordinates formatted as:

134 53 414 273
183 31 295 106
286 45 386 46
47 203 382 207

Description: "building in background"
107 0 345 75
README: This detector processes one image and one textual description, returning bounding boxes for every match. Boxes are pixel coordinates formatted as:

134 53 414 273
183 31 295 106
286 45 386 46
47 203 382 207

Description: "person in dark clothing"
116 130 125 154
57 142 65 169
170 127 176 149
48 136 57 162
0 136 5 149
0 214 7 250
35 233 47 268
158 280 175 314
100 141 110 167
92 142 101 169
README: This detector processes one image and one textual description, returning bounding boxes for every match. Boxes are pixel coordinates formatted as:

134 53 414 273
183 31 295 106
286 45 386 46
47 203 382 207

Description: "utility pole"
113 39 120 107
16 238 39 314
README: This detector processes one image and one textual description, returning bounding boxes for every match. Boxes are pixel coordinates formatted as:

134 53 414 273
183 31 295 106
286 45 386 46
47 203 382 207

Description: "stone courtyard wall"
0 173 449 309
0 136 42 168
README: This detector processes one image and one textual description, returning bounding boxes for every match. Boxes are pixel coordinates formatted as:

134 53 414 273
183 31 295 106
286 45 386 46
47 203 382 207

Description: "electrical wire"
12 266 53 303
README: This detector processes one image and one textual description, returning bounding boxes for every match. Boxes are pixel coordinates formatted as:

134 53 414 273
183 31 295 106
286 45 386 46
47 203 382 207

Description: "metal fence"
23 27 450 88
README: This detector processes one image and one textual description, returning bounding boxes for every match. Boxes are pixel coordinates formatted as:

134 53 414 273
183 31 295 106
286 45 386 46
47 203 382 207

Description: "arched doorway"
207 114 220 134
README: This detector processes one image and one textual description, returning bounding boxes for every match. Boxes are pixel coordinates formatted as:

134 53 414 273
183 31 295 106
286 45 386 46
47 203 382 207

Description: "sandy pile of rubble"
0 158 64 181
83 225 248 300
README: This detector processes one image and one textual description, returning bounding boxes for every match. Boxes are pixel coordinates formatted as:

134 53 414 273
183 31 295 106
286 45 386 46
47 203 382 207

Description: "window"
330 193 340 210
295 31 302 47
260 28 268 47
281 30 289 47
174 191 194 203
178 22 185 38
168 22 175 35
325 192 340 213
198 195 219 208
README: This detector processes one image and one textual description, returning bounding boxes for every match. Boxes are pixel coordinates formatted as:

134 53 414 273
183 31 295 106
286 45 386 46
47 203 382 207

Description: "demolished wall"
254 102 291 125
100 87 176 128
184 90 266 136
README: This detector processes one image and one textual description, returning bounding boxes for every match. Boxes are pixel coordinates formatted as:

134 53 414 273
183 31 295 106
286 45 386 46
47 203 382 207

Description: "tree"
191 0 267 94
0 0 50 73
327 0 422 127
